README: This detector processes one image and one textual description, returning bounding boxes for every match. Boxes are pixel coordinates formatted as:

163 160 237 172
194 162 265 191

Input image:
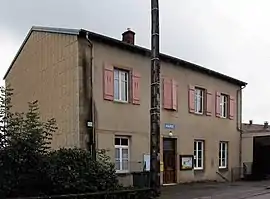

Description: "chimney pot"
249 120 253 125
264 121 268 128
122 28 135 45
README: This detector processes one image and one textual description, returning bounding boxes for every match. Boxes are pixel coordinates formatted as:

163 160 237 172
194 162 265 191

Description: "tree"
0 86 57 197
0 86 120 197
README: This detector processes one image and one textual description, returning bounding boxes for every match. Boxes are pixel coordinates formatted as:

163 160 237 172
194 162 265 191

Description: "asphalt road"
248 192 270 199
159 181 270 199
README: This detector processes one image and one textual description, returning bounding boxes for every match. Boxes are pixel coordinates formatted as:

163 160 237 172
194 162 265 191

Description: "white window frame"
194 140 204 170
114 68 129 102
115 137 129 173
219 142 228 169
220 94 228 118
194 88 204 114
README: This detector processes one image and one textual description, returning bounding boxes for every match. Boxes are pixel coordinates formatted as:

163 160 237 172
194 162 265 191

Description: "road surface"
159 181 270 199
248 192 270 199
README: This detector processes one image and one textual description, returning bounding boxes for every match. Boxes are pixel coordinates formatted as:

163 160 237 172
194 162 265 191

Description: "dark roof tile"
3 26 248 87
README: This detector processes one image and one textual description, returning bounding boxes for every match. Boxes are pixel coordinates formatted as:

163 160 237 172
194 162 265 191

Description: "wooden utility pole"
150 0 161 197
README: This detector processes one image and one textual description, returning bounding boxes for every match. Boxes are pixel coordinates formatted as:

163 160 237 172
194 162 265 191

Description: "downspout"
237 84 246 176
85 32 96 160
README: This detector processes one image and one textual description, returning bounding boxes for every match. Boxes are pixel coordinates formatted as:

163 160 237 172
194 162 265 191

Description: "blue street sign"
164 123 175 130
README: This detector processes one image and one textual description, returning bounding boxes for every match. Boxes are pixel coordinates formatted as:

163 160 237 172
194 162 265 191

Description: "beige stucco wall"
91 41 242 183
5 31 80 149
5 30 243 184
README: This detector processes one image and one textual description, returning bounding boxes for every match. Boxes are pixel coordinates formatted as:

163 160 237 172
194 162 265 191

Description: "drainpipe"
237 84 246 175
85 32 96 160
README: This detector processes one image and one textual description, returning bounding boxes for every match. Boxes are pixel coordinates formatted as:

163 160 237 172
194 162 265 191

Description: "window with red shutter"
215 92 221 117
229 96 235 120
104 64 114 101
220 93 229 118
206 91 212 116
132 71 141 105
113 68 129 102
194 87 204 114
172 80 178 111
188 85 195 113
163 78 173 109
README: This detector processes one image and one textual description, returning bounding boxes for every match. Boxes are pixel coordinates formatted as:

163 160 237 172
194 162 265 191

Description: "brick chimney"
264 121 268 129
122 28 135 45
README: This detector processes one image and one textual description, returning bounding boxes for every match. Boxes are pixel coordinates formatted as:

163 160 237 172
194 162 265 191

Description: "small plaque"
180 155 194 170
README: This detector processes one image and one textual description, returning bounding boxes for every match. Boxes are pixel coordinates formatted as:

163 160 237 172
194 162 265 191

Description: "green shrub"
0 86 120 198
45 148 119 195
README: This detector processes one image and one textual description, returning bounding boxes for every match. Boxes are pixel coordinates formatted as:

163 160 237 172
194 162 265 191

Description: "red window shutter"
163 78 173 109
103 64 114 101
188 85 195 113
132 71 141 105
229 96 235 120
215 92 221 117
172 79 178 111
206 91 212 116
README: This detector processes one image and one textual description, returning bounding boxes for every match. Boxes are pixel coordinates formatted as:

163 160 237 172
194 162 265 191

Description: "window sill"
116 170 130 175
218 167 228 171
114 99 129 104
194 168 204 171
194 112 204 116
219 116 228 119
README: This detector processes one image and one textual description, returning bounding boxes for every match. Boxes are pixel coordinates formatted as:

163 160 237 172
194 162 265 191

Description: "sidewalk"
159 180 270 199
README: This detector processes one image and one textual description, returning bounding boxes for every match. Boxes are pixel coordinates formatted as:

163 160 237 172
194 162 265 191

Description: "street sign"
87 121 93 127
164 123 175 130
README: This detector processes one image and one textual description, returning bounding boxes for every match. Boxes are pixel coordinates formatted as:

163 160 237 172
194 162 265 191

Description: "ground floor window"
219 141 228 169
115 137 129 172
194 140 204 170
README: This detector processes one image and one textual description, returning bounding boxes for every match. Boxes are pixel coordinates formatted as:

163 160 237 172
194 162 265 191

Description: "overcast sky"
0 0 268 123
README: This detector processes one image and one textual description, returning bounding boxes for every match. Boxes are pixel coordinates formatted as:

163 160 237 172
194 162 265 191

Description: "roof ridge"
3 26 248 87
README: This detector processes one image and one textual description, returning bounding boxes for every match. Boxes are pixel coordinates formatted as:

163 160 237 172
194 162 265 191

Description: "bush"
0 87 120 198
45 148 119 195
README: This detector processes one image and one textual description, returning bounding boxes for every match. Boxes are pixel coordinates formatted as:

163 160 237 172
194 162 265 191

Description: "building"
4 26 247 185
242 121 270 180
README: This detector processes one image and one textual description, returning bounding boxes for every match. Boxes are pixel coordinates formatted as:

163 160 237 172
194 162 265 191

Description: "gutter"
237 84 247 175
85 32 96 160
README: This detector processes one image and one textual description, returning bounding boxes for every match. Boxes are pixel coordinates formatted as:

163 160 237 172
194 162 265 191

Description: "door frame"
162 137 177 185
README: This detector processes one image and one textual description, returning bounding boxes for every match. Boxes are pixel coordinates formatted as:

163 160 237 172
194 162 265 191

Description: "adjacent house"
242 121 270 180
4 26 247 185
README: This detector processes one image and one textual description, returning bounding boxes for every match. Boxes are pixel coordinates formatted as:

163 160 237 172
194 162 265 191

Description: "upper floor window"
115 137 129 172
194 88 204 114
220 94 229 118
194 140 204 170
114 68 129 102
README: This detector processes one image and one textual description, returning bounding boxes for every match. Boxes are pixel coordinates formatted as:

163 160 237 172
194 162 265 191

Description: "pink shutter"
188 85 195 113
172 80 178 111
163 78 172 109
206 91 212 116
103 64 114 101
215 92 221 117
229 96 235 120
132 71 141 105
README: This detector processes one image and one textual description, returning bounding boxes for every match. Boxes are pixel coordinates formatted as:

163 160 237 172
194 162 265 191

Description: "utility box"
132 171 150 188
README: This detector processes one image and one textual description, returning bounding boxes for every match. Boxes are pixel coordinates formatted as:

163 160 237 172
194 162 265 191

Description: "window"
115 137 129 172
194 88 204 114
194 140 204 170
219 142 228 169
114 68 129 102
220 94 228 118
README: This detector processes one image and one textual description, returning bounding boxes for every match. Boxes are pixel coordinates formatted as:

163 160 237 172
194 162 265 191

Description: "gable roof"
3 26 247 87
